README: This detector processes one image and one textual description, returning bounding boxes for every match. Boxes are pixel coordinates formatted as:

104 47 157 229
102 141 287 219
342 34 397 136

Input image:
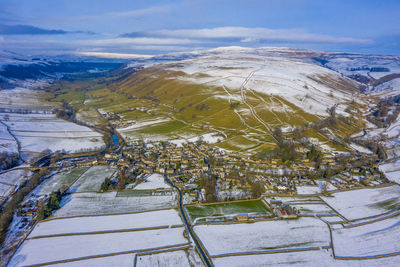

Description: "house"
236 214 249 221
270 199 282 208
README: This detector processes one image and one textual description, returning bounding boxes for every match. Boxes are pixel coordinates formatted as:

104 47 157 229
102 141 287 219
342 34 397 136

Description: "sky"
0 0 400 57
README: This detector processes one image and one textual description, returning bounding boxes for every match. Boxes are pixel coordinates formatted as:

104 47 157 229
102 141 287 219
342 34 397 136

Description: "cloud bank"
0 24 93 35
122 26 372 45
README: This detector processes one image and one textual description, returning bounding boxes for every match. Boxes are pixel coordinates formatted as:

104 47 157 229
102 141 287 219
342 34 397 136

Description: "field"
0 113 105 157
296 186 320 195
0 169 28 186
49 253 136 267
54 191 178 218
321 185 400 220
136 250 198 267
213 249 400 267
185 200 271 223
264 196 324 204
0 122 18 154
134 173 171 190
0 88 50 109
29 209 183 238
67 166 115 193
379 159 400 184
38 168 89 195
9 227 187 266
333 214 400 258
0 183 14 198
194 217 330 256
290 204 336 216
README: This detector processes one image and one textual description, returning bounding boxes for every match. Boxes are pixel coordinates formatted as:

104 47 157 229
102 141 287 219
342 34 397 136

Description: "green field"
185 200 271 222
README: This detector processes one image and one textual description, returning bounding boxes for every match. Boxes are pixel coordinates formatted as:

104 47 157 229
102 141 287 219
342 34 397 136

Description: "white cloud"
106 5 171 18
79 37 201 46
152 26 372 44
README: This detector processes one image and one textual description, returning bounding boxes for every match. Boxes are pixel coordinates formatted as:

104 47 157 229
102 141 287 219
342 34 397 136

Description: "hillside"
49 47 375 155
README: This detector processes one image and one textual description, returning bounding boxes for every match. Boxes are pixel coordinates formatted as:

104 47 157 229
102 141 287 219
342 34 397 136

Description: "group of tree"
229 101 240 109
307 145 323 169
350 138 387 160
30 149 53 167
100 178 113 192
249 181 264 198
100 169 136 192
368 96 400 128
0 168 50 245
115 168 136 190
195 103 210 111
37 190 62 220
272 127 298 162
199 174 217 202
55 101 74 121
0 152 19 171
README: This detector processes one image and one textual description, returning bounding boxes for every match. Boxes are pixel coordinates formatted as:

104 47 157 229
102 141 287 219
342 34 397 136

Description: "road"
164 175 214 267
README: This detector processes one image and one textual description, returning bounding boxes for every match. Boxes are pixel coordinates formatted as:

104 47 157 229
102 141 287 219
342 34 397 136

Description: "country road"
164 175 214 267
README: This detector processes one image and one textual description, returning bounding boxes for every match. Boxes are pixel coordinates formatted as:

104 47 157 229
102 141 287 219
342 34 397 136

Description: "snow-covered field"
213 248 400 267
321 185 400 220
171 132 224 147
373 78 400 97
379 160 400 184
38 168 88 195
0 183 14 197
136 250 191 267
53 253 136 267
29 209 182 238
0 88 49 108
194 218 330 256
324 54 400 81
0 113 105 155
296 186 320 195
291 204 336 216
264 196 323 205
54 191 178 218
0 169 27 186
67 166 115 193
349 143 373 154
135 173 171 190
0 122 18 154
187 132 224 144
333 214 400 258
9 227 187 267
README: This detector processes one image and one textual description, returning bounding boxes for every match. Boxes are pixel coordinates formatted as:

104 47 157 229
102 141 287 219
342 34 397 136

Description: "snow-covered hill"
159 47 363 116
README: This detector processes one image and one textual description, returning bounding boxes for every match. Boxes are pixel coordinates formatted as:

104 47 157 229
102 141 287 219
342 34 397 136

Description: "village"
5 135 399 266
57 137 387 215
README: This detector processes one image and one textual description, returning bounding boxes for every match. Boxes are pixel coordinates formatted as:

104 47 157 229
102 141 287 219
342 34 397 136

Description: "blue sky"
1 0 399 56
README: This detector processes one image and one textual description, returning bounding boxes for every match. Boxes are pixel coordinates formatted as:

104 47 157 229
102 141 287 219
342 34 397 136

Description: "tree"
0 152 19 171
47 191 62 210
250 181 264 198
307 145 323 169
100 178 112 192
199 174 217 203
